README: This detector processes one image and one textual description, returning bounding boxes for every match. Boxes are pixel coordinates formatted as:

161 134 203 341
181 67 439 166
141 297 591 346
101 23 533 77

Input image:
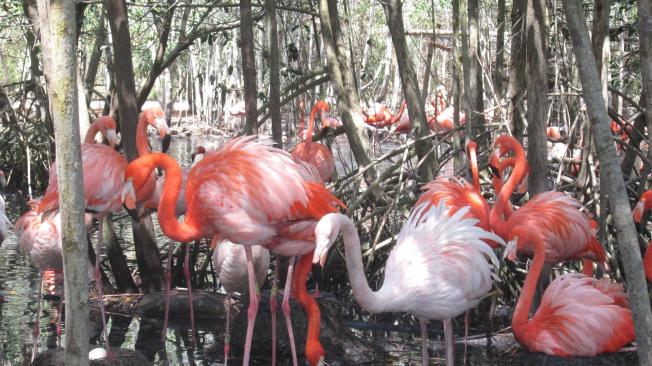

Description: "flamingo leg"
242 246 260 366
443 319 455 366
161 241 174 341
94 218 112 358
419 319 428 366
183 242 196 342
224 293 231 366
31 272 44 363
270 257 280 366
464 310 469 365
282 256 299 366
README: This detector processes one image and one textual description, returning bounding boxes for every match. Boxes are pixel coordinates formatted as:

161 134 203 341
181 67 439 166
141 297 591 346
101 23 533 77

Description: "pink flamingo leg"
270 257 280 366
419 319 428 366
161 242 174 341
463 311 469 365
31 273 44 363
94 218 112 358
183 243 196 341
242 246 260 365
443 319 454 366
224 294 231 366
281 256 298 366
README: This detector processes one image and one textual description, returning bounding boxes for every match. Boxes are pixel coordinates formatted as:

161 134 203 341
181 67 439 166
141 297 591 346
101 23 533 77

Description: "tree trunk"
452 0 464 171
106 0 166 292
265 0 282 148
466 0 485 141
525 0 549 195
319 0 385 202
508 0 526 141
563 1 652 362
382 0 435 182
103 214 138 293
240 0 258 135
36 0 89 363
84 8 106 104
495 0 506 106
640 0 652 191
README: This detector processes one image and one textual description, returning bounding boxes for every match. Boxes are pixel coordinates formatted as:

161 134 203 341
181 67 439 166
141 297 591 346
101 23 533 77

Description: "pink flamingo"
122 136 345 366
291 101 336 182
505 226 635 356
37 110 168 355
320 107 342 130
632 190 652 282
490 135 606 274
313 202 503 366
212 238 270 365
428 87 466 133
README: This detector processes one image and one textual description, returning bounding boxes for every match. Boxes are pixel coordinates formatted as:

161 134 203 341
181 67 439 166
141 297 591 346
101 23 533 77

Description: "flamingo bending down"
313 202 503 366
37 110 169 355
490 135 605 273
212 238 270 365
122 136 345 366
291 101 336 182
632 190 652 282
506 227 634 356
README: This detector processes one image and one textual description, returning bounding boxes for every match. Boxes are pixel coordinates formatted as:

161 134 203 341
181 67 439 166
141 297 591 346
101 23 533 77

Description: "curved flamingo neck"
84 122 101 144
391 102 407 124
291 253 324 366
135 153 201 242
490 138 527 238
136 113 153 157
512 231 546 337
466 141 480 193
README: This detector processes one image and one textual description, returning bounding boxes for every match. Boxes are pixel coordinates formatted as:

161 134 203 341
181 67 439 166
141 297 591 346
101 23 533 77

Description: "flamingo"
122 136 345 366
428 87 466 133
632 190 652 282
546 126 562 140
212 238 270 365
362 102 405 129
291 101 336 182
37 110 169 355
505 226 635 356
490 135 606 274
320 108 342 130
0 171 10 246
313 202 503 366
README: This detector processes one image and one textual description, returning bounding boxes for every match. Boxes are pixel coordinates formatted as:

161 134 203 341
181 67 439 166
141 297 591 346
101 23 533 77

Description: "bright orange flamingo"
362 102 406 129
313 202 503 366
506 226 634 356
37 110 168 356
428 87 466 133
490 135 606 274
122 136 345 366
633 190 652 282
292 101 336 182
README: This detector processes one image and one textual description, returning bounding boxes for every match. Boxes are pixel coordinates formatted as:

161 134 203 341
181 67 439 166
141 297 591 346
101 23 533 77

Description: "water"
0 133 639 365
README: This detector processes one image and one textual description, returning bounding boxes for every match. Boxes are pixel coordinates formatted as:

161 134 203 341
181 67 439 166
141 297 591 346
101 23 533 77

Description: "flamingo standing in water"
37 110 169 355
505 226 635 356
490 135 606 274
292 101 336 182
632 190 652 281
212 238 270 365
122 136 345 366
313 202 503 366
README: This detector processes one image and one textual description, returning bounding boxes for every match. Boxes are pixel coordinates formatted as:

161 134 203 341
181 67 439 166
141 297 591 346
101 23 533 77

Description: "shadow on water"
0 134 639 365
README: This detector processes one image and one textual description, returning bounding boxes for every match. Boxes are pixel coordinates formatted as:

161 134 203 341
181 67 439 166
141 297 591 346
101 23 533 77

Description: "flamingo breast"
291 142 336 182
213 240 270 294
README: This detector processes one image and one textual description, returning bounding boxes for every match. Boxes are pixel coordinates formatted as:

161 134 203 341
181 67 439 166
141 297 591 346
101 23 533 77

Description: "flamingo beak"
503 237 518 262
106 129 119 148
122 179 140 222
634 201 645 223
154 118 169 138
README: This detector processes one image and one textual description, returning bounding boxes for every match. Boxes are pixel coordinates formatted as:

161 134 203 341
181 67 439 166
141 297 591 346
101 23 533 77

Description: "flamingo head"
503 237 519 262
313 100 330 114
122 177 139 221
122 157 158 221
95 116 119 147
142 107 169 138
488 152 501 180
191 146 206 162
634 190 652 223
313 213 344 269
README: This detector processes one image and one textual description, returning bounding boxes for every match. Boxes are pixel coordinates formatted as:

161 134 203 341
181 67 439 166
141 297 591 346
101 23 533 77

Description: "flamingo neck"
136 114 152 157
291 253 325 366
83 122 101 144
337 214 391 313
490 140 527 238
391 102 407 124
512 232 546 337
141 153 201 242
467 143 480 193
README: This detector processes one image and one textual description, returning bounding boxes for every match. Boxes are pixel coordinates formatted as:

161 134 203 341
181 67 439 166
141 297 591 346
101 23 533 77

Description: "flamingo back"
212 239 270 294
381 203 503 321
15 209 62 272
519 273 634 356
185 136 343 247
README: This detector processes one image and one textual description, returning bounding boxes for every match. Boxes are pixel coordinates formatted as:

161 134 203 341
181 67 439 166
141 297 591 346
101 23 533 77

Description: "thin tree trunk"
85 8 106 104
452 0 464 171
106 0 166 291
466 0 485 141
508 0 526 141
36 0 89 362
240 0 258 135
382 0 435 182
265 0 282 148
319 0 384 202
525 0 549 195
495 0 506 107
640 0 652 191
563 1 652 362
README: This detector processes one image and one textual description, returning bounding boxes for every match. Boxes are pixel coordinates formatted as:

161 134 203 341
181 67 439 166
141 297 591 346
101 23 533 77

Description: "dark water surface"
0 134 639 365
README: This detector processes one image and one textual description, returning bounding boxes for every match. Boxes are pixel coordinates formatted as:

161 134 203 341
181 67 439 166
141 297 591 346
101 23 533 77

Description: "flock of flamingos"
0 96 649 366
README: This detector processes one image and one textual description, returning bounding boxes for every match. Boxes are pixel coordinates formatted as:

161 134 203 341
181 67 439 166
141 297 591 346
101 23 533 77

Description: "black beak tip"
162 134 172 153
312 263 324 290
489 164 500 178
